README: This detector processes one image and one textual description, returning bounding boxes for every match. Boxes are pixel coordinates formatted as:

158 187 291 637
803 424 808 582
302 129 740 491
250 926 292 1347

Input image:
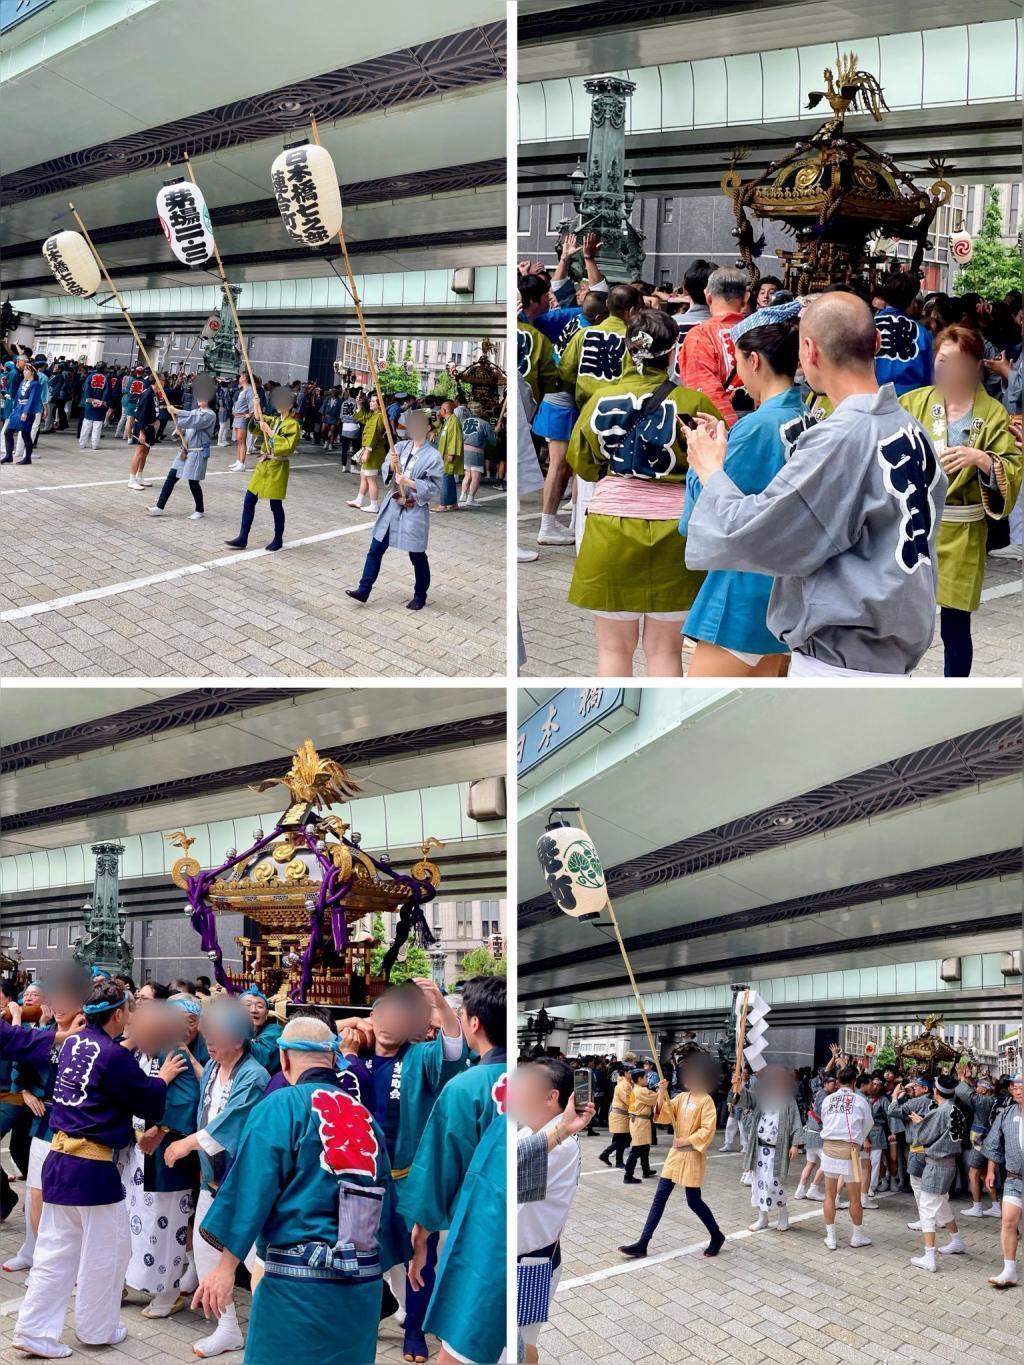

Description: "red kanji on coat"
310 1088 379 1179
491 1073 507 1115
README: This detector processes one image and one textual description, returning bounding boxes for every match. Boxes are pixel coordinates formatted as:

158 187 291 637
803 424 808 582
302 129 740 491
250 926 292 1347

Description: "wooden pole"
308 117 398 476
68 203 187 454
574 811 664 1083
733 988 750 1092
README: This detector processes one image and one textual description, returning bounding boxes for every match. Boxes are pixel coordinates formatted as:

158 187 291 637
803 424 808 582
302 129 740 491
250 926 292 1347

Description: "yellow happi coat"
628 1083 658 1146
900 384 1022 612
438 413 465 476
608 1075 633 1136
655 1090 717 1188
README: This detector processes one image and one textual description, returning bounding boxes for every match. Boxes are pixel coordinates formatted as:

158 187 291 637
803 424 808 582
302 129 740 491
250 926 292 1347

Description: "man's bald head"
582 291 609 325
800 292 878 368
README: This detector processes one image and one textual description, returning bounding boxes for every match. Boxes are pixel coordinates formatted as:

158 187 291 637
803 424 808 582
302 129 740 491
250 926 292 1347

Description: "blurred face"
509 1066 561 1130
243 994 268 1029
406 412 430 444
136 983 156 1001
372 992 430 1048
130 1000 170 1055
758 1065 795 1104
934 340 981 399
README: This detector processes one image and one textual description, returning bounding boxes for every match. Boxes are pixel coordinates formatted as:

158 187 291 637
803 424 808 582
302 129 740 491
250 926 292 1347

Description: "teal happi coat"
145 1046 200 1193
400 1059 507 1363
199 1068 394 1365
196 1052 270 1193
248 1019 283 1074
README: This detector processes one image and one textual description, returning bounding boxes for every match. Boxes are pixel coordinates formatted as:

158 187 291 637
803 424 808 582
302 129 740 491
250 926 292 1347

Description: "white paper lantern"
270 142 342 246
156 181 215 267
41 231 100 298
949 231 974 265
536 824 607 921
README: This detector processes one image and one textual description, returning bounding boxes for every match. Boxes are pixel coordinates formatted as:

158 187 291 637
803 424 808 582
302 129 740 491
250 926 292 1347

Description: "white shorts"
790 653 908 679
26 1136 51 1191
804 1148 821 1165
593 610 687 623
820 1153 853 1179
917 1187 953 1232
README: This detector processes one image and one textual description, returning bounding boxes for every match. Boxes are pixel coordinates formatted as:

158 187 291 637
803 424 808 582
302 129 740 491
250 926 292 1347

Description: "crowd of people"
0 964 507 1363
513 1040 1022 1359
0 345 505 611
518 243 1023 678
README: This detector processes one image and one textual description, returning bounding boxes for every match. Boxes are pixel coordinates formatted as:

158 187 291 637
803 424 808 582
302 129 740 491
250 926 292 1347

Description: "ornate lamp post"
204 283 243 379
74 842 133 977
556 75 646 284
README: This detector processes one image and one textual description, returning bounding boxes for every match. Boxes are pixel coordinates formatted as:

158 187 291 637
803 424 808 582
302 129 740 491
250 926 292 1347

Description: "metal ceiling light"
569 157 586 208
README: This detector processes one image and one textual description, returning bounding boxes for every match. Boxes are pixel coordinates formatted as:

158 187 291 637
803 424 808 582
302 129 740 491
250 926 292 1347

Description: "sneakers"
146 505 163 515
537 523 575 546
849 1229 872 1248
228 460 246 471
189 510 205 519
346 496 365 509
906 1220 923 1231
911 1253 937 1273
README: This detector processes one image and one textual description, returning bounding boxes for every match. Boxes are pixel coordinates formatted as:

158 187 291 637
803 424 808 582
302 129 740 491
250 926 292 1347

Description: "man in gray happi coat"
981 1072 1023 1289
889 1076 935 1231
346 408 443 611
904 1072 966 1272
685 291 947 677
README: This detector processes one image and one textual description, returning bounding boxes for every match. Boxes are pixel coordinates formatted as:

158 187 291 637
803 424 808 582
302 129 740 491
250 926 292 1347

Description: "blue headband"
278 1037 349 1064
729 298 803 344
91 967 110 979
241 985 268 1003
170 998 202 1017
83 992 130 1015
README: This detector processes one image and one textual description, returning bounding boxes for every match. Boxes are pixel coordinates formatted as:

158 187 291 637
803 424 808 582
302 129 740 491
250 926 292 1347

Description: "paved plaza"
539 1131 1020 1365
0 430 506 679
518 498 1022 678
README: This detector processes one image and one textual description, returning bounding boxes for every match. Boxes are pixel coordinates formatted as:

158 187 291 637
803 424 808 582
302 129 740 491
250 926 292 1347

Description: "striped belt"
265 1240 381 1283
51 1130 114 1162
941 504 986 523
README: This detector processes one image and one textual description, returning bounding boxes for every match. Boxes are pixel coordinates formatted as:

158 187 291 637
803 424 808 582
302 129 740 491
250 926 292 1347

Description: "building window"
27 926 37 948
546 202 563 235
46 925 58 948
144 920 154 938
662 199 673 224
517 205 531 234
66 923 77 946
660 268 674 287
1010 183 1020 236
455 902 472 939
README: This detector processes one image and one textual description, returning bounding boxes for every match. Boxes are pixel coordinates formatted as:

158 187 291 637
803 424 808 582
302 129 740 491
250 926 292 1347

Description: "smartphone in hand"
573 1068 592 1109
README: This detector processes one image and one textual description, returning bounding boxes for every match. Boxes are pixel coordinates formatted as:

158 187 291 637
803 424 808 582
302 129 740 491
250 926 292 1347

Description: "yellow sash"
51 1130 114 1162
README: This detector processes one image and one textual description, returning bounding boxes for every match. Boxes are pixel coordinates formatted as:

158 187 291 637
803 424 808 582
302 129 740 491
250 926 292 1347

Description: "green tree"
431 370 471 402
876 1027 898 1069
377 342 409 397
952 187 1023 300
368 912 432 983
458 946 507 979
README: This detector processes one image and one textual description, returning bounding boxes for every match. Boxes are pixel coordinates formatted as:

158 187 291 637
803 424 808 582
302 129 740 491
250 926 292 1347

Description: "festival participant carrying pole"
536 806 663 1081
64 203 188 455
269 118 398 475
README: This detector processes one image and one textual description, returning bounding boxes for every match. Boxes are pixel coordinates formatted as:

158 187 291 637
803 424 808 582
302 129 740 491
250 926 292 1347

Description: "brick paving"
0 430 506 678
517 499 1022 679
538 1129 1020 1364
0 1188 409 1364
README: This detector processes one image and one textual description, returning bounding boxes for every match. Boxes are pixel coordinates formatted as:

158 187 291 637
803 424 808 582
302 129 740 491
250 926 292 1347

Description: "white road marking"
0 1294 26 1317
0 493 505 623
556 1206 826 1289
0 461 334 496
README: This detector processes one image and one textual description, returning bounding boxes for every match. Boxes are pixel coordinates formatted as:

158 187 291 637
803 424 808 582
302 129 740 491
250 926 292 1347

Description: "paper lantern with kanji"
41 231 100 298
156 181 215 267
270 142 342 246
536 822 607 921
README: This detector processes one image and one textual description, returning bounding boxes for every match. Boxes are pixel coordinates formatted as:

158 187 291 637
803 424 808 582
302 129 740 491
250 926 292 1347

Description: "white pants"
193 1188 256 1337
14 1201 130 1349
868 1149 883 1187
790 653 908 680
79 417 104 449
910 1173 922 1213
218 419 231 446
722 1113 743 1148
27 1136 52 1191
918 1186 952 1233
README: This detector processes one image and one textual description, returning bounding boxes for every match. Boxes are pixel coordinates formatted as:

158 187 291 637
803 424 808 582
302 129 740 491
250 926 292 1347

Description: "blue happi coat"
681 386 817 655
370 439 444 552
196 1051 270 1193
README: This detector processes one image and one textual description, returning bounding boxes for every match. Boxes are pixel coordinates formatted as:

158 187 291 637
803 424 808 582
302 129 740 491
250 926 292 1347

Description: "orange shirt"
678 312 744 426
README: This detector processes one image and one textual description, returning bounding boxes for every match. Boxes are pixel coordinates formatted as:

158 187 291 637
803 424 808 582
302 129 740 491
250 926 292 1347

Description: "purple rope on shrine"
186 827 281 995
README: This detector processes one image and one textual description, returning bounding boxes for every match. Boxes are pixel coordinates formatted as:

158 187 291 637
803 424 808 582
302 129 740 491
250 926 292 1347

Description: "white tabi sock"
823 1224 837 1249
961 1202 984 1216
748 1211 768 1231
938 1234 965 1255
11 1334 72 1359
179 1261 198 1294
193 1316 244 1359
1001 1258 1018 1281
794 1184 807 1199
911 1250 937 1272
775 1206 789 1230
983 1201 1002 1216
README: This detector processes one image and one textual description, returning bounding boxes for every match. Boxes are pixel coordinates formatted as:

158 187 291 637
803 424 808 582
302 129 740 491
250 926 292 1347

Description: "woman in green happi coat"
900 324 1021 676
224 385 302 553
567 308 722 678
348 392 389 514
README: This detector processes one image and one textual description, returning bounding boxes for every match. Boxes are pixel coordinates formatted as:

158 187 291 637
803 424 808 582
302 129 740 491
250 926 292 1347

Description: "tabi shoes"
228 461 246 471
517 546 540 562
193 1321 244 1358
406 598 426 611
748 1212 769 1231
704 1230 726 1257
617 1242 648 1259
794 1184 808 1200
849 1229 872 1248
823 1226 837 1251
536 522 575 546
906 1220 923 1231
961 1203 985 1217
146 505 164 515
347 496 366 509
362 501 379 513
345 588 370 604
911 1253 937 1272
775 1209 790 1231
806 1186 825 1201
937 1236 966 1256
141 1288 185 1318
402 1325 429 1364
983 1202 1002 1217
11 1336 73 1358
189 510 205 520
224 537 248 549
622 1174 642 1185
264 538 283 552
